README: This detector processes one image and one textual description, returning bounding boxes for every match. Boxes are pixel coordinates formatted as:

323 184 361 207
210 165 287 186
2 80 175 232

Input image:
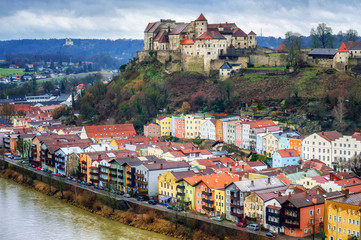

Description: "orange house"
9 135 18 154
282 192 343 238
193 172 239 216
174 118 185 139
216 120 223 141
289 137 303 156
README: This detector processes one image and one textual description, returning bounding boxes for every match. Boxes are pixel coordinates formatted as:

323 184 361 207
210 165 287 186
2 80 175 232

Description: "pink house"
174 118 185 139
235 122 243 148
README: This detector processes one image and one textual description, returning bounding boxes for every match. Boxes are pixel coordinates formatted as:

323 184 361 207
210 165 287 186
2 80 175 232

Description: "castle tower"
194 13 208 38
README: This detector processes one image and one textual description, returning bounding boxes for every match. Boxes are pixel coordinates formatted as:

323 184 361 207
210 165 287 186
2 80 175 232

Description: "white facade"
242 124 250 149
200 120 216 140
332 135 361 163
302 133 333 166
264 198 284 233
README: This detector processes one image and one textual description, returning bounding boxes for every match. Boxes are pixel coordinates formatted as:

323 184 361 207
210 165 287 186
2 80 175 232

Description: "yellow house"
262 133 280 157
158 171 179 204
295 177 319 189
184 114 208 139
324 192 361 240
158 170 197 205
214 189 226 217
244 192 279 225
147 145 165 158
156 115 172 136
37 125 46 132
109 139 119 149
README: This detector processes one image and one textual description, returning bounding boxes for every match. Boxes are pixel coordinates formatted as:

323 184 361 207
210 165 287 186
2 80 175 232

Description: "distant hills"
0 36 358 66
0 39 143 64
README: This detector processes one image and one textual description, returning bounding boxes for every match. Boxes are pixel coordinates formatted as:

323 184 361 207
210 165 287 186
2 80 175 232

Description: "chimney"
322 131 324 135
330 172 334 181
251 180 254 186
105 147 108 151
229 167 232 172
278 192 282 197
288 192 291 198
160 163 163 169
312 198 317 205
267 177 271 184
345 189 350 198
98 154 101 160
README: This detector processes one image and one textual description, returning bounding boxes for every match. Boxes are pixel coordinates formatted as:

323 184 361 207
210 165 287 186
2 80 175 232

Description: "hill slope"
75 60 361 134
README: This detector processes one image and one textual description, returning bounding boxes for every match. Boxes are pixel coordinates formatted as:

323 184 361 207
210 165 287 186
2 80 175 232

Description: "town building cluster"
1 111 361 239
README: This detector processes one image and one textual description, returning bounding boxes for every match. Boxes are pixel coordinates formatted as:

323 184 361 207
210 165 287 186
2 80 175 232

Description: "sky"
0 0 360 40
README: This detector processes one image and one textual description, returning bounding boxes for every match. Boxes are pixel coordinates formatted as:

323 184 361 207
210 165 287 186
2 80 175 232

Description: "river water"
0 177 175 240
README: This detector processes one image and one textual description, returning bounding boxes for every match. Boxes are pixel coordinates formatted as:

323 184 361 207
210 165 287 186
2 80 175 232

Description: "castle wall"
333 52 349 71
307 58 334 68
136 50 181 65
249 54 287 67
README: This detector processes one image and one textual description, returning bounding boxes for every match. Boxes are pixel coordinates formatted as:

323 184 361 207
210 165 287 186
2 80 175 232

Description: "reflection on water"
0 177 174 240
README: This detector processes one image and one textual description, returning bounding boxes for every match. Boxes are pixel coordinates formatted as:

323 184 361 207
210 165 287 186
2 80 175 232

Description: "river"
0 177 175 240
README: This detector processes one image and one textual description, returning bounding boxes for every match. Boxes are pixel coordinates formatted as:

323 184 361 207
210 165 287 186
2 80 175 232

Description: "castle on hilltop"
137 14 257 74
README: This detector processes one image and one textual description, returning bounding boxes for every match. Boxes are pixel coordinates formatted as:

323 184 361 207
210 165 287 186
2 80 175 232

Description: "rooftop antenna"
260 27 263 37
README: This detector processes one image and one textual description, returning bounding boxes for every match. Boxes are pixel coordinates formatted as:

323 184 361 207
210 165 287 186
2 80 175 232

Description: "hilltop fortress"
136 14 261 74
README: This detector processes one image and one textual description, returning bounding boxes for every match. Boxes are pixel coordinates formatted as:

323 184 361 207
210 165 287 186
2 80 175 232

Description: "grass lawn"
0 68 26 77
250 66 287 70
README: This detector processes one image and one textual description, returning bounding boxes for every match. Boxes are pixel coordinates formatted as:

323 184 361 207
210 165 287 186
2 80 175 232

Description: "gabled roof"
230 177 286 192
190 172 239 190
246 120 276 129
247 160 266 167
287 191 344 208
352 132 361 142
232 28 248 37
196 31 226 40
338 42 361 52
276 149 300 158
220 62 232 69
248 31 256 35
169 23 188 35
84 124 136 138
196 13 207 21
145 21 162 33
335 177 361 187
277 42 288 52
143 160 189 171
283 169 321 183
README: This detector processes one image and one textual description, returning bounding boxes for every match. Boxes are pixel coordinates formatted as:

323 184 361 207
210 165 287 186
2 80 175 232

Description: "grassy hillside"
75 59 361 134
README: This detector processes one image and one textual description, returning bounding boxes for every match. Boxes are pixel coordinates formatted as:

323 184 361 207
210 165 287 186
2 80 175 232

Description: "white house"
200 119 217 140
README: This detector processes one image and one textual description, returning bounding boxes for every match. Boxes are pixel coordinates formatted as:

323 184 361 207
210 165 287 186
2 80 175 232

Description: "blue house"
272 149 300 168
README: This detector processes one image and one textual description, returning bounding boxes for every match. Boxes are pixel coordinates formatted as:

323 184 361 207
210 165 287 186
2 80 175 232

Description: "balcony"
202 205 214 212
203 199 214 205
58 165 64 170
127 183 135 188
245 216 257 222
109 173 117 177
230 195 239 201
231 211 243 218
283 222 300 229
99 170 108 174
135 179 148 185
266 211 280 217
134 172 144 178
283 214 298 220
231 203 243 209
90 171 98 175
99 176 108 182
266 219 281 227
177 185 185 190
82 166 87 171
177 192 185 196
82 160 87 164
127 177 132 181
202 191 212 197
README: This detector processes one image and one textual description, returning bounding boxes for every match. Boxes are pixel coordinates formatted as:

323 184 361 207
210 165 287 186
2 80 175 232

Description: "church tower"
194 13 208 38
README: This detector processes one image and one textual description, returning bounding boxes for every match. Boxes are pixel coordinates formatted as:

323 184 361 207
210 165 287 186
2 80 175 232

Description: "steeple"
196 13 207 21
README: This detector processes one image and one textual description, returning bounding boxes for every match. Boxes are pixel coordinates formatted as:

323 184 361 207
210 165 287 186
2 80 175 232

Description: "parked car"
167 205 173 210
67 176 73 180
210 216 222 222
98 186 104 190
5 153 12 157
94 185 99 189
123 194 131 198
36 167 41 170
8 155 14 159
266 232 276 238
148 200 157 205
31 165 36 168
81 181 86 185
46 170 52 174
14 156 22 160
87 182 92 186
77 179 82 183
137 196 145 201
55 173 61 177
247 224 259 231
236 222 247 227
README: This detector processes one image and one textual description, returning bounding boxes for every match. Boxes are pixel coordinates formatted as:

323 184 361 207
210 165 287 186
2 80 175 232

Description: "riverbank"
0 162 267 240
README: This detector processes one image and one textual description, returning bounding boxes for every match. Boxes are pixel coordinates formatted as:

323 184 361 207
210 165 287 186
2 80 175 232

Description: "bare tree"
348 153 361 176
346 29 358 42
284 31 303 67
334 156 349 172
311 23 334 48
332 96 347 132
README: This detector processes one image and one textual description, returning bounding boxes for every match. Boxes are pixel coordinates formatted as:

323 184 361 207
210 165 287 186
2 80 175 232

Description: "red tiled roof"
352 132 361 142
336 177 361 187
276 149 300 158
246 120 276 129
180 39 195 45
85 124 136 138
277 42 288 52
196 31 226 40
317 131 343 142
247 160 266 167
345 184 361 193
232 28 248 37
338 42 361 53
196 13 207 21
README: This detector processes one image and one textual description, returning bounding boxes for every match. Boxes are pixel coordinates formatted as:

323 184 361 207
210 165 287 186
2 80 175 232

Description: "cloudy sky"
1 0 360 40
